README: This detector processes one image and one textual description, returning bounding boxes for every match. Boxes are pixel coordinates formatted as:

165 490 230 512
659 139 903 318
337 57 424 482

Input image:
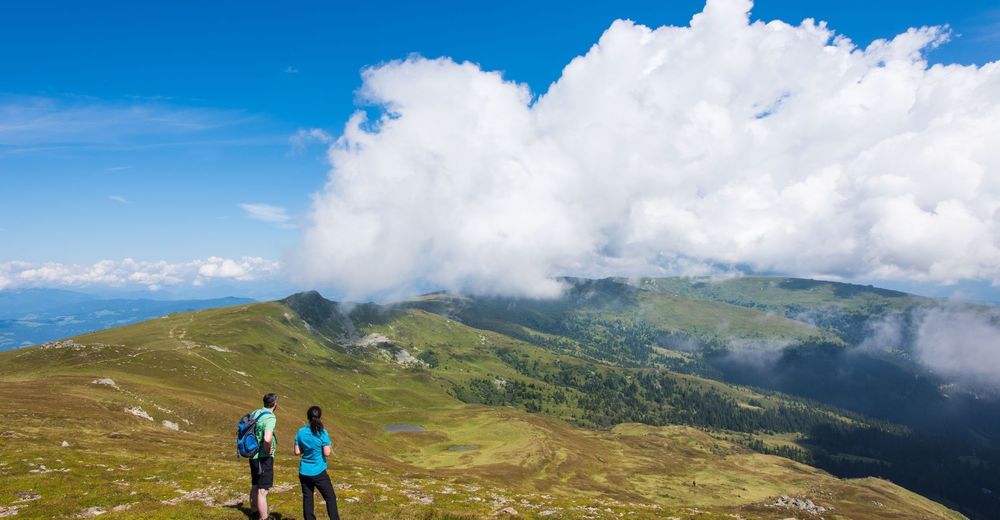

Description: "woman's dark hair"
307 406 324 435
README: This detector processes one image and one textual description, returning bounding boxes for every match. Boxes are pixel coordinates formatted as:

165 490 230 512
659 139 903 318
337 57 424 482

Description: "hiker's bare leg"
257 488 269 519
249 485 259 513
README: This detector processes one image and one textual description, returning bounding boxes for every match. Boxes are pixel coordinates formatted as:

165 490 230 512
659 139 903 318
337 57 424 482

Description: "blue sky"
2 0 999 300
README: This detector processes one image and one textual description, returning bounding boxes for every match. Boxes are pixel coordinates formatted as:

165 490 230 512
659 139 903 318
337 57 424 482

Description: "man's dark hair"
262 392 278 409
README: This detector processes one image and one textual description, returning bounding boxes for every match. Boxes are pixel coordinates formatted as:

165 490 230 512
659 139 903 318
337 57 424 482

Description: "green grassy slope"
625 276 924 310
403 278 843 372
432 277 837 343
621 276 931 344
0 298 965 519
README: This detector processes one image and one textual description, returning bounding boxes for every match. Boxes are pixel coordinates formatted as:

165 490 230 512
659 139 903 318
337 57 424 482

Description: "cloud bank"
299 0 1000 299
0 257 281 291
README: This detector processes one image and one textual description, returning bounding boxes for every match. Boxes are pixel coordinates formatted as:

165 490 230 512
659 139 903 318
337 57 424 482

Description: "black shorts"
249 457 274 489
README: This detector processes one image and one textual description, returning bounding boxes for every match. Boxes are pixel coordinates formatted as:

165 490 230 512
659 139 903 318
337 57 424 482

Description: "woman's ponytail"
307 405 324 436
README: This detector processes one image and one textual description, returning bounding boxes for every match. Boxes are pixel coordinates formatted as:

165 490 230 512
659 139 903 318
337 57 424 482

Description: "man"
250 392 278 519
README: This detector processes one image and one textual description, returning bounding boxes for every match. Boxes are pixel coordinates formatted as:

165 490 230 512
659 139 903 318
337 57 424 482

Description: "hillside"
621 277 929 344
0 289 969 519
0 292 254 351
403 278 1000 518
400 277 988 426
403 277 840 369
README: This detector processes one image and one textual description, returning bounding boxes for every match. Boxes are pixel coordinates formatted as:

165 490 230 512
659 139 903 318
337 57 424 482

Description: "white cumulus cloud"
195 256 278 281
298 0 1000 300
0 257 281 291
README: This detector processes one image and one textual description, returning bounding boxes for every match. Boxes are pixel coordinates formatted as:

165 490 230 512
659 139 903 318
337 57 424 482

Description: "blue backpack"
236 409 272 458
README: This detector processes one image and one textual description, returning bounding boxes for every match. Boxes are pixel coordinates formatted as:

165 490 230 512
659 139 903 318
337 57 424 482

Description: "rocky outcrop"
770 495 831 514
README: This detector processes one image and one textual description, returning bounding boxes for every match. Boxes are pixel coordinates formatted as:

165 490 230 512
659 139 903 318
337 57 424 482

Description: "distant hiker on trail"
294 405 341 520
249 393 278 520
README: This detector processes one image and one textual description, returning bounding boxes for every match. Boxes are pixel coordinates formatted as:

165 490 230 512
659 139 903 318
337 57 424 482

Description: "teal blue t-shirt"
294 426 331 476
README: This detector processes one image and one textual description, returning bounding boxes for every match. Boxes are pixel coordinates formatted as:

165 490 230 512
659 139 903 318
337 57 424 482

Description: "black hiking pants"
299 470 340 520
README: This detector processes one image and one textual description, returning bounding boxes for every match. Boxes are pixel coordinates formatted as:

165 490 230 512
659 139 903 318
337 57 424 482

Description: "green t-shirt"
252 408 276 459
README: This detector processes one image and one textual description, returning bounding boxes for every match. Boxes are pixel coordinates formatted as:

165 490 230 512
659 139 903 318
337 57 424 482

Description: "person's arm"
322 430 332 457
293 432 302 456
260 415 275 454
261 429 273 454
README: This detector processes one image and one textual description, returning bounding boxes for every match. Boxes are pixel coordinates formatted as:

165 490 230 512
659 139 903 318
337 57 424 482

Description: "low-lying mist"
863 305 1000 390
708 302 1000 435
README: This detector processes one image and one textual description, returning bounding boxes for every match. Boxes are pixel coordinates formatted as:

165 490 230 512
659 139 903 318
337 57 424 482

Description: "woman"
293 406 341 520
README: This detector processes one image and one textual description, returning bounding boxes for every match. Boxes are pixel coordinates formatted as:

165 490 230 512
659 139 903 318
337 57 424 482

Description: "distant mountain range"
0 288 253 350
